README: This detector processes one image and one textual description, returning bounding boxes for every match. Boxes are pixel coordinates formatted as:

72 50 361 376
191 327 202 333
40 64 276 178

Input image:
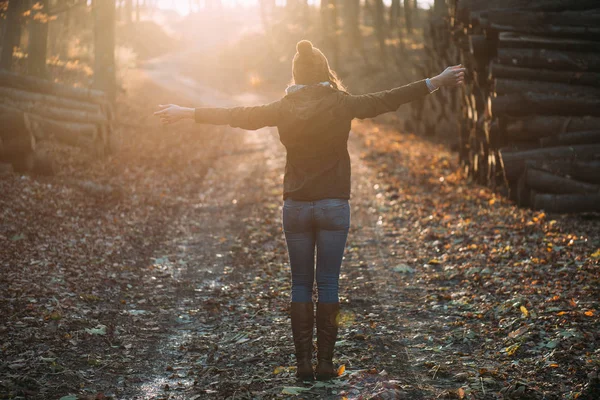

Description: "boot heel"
290 302 315 381
315 302 340 380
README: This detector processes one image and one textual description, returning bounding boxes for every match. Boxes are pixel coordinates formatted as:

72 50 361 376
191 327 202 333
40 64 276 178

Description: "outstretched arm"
154 101 282 131
343 64 466 120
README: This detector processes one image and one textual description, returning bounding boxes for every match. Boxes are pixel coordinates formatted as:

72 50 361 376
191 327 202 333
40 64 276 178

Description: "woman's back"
277 83 352 201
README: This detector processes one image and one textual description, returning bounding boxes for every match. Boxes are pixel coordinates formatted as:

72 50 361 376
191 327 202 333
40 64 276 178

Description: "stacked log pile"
445 0 600 213
0 71 113 175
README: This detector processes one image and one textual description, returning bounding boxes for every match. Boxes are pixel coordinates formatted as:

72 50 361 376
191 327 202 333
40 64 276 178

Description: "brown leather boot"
290 302 314 381
315 302 340 380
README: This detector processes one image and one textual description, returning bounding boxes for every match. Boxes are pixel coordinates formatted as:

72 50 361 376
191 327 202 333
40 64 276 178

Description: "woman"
154 40 465 381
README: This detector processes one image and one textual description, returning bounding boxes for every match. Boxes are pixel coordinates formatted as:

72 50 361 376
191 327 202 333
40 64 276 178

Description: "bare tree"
404 0 412 34
373 0 387 67
320 0 339 70
93 0 116 101
1 0 24 71
124 0 133 24
28 0 50 78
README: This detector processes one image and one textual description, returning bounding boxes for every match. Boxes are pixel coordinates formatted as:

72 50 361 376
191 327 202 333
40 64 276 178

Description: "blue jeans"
282 198 350 303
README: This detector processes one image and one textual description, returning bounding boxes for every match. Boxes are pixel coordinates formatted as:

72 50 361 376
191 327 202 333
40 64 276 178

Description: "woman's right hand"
431 65 466 88
153 104 195 124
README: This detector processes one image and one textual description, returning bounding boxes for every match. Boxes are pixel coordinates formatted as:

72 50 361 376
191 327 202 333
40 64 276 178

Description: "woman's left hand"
153 104 194 124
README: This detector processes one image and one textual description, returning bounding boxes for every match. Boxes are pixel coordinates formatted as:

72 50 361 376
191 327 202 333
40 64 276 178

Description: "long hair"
291 40 347 92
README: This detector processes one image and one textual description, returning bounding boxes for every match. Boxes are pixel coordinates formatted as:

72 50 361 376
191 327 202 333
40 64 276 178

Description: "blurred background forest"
1 1 599 399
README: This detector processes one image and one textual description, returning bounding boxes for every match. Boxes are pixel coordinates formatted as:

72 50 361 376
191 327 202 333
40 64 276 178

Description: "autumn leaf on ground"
505 343 520 356
281 386 311 395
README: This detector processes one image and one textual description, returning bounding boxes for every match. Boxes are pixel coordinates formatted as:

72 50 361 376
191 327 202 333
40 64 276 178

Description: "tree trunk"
28 0 50 79
1 0 24 71
533 193 600 213
93 0 117 102
491 93 600 118
496 48 600 72
499 144 600 183
373 0 387 67
320 0 339 70
58 0 73 60
124 0 133 24
389 0 400 31
490 63 600 87
403 0 412 34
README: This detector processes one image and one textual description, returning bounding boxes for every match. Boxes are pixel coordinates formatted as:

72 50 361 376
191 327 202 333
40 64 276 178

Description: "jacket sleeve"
194 100 282 130
341 79 431 120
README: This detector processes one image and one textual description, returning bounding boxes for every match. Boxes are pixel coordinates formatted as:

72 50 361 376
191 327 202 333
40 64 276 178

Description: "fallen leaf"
85 324 107 335
281 386 311 395
505 343 520 356
520 305 529 317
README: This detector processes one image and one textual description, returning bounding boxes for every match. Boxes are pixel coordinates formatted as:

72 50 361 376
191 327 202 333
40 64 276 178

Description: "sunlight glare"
157 0 435 15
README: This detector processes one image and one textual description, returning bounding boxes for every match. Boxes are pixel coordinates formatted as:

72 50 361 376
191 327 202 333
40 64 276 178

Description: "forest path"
3 51 595 400
118 56 456 399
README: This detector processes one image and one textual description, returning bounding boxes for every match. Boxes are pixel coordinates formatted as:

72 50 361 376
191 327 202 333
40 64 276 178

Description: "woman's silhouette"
154 39 465 381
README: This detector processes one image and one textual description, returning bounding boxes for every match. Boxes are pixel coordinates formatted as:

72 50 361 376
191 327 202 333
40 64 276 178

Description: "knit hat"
292 40 331 86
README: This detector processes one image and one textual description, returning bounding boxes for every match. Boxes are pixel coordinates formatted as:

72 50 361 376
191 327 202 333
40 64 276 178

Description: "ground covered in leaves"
1 67 599 400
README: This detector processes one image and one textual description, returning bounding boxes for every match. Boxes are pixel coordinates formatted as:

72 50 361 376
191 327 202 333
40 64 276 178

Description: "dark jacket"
194 79 431 201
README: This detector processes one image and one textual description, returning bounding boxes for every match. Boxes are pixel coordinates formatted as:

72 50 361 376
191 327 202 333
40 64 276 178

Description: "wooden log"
499 144 600 183
524 159 600 184
483 10 600 38
0 70 109 106
0 96 109 125
0 105 34 142
533 193 600 213
490 63 600 87
0 87 103 115
491 93 600 118
469 34 495 61
498 32 600 52
0 106 35 170
455 0 600 24
502 115 600 141
32 152 55 176
493 79 600 97
0 163 14 175
496 48 600 72
525 167 600 194
540 131 600 147
10 152 35 173
27 114 99 151
0 135 35 160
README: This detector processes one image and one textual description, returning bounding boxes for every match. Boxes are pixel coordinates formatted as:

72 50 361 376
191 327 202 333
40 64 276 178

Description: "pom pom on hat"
296 40 314 58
